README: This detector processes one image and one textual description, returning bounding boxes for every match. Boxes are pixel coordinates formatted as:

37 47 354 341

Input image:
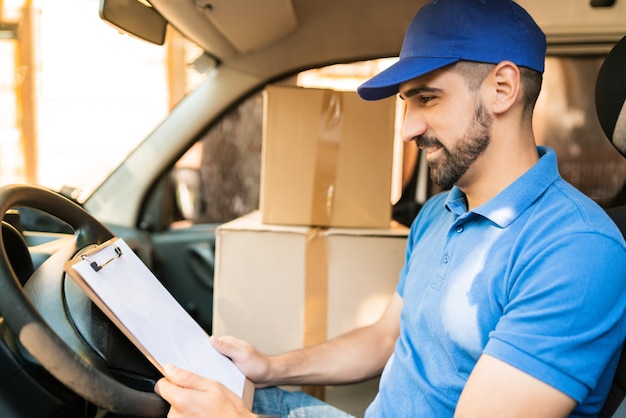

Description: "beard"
417 102 493 190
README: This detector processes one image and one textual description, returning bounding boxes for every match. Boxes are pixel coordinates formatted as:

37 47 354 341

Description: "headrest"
595 36 626 158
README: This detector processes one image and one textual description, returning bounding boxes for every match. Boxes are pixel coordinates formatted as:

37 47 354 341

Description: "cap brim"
357 57 459 101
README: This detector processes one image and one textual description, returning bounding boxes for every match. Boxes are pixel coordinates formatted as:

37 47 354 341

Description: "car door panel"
149 225 219 333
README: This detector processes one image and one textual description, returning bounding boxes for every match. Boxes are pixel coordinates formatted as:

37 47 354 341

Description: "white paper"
69 238 246 397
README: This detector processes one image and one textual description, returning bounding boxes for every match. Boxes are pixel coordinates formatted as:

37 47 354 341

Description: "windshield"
0 0 207 199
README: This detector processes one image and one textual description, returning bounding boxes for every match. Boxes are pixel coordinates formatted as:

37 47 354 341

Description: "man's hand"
154 364 256 418
210 335 274 387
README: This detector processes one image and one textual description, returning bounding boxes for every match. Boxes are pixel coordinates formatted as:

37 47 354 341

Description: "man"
155 0 626 416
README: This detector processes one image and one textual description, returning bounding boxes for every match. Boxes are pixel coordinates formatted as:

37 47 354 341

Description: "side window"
163 56 626 232
171 92 264 225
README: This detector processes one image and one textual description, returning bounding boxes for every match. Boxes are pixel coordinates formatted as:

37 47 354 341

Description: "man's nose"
401 108 427 143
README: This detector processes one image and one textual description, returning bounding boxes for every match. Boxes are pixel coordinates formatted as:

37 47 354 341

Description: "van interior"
0 0 626 417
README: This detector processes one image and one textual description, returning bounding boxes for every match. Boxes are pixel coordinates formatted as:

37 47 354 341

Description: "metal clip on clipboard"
81 246 122 272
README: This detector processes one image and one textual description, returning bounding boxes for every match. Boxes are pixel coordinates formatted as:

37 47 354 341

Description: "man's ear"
491 61 521 115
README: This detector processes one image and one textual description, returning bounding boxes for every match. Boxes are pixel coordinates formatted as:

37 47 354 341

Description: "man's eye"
419 96 435 104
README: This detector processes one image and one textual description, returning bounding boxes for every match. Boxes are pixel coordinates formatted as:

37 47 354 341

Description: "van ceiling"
518 0 626 50
148 0 626 71
184 0 297 54
149 0 426 63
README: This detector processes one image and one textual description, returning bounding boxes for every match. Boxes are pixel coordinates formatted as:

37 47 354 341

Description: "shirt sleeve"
484 230 626 403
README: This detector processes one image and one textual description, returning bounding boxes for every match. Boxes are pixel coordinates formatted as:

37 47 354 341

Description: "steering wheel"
0 184 169 416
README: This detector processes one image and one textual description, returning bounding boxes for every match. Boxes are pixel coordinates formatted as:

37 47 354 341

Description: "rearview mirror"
99 0 167 45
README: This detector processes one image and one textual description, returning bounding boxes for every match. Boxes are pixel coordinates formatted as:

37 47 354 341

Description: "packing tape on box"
302 226 329 400
310 90 342 226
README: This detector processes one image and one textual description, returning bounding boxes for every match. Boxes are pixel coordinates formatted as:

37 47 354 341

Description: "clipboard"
64 237 254 408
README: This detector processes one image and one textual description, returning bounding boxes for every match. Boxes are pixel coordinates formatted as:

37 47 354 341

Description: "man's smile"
416 137 444 158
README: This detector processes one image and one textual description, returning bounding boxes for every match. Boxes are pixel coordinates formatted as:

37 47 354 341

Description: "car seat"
595 35 626 418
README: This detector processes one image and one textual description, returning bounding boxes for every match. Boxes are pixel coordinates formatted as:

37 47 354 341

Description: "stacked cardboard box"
213 212 408 414
214 211 408 352
260 85 397 228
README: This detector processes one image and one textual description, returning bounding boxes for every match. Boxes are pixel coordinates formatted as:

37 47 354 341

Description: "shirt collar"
444 146 561 228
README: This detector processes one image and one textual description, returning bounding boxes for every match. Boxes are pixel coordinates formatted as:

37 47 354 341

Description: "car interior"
1 0 626 417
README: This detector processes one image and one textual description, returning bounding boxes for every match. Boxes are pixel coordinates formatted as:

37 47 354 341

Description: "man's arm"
455 354 577 418
215 291 403 387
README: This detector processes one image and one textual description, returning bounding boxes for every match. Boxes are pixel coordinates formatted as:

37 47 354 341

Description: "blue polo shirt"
366 147 626 417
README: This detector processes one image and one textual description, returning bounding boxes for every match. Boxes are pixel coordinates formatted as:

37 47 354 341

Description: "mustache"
414 135 442 150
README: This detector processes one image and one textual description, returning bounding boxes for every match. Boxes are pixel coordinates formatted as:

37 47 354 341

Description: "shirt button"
456 226 464 233
443 254 449 263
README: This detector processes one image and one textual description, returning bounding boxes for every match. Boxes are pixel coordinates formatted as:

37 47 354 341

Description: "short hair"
452 60 543 120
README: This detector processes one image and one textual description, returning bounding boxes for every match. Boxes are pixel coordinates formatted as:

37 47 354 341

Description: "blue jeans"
252 387 355 418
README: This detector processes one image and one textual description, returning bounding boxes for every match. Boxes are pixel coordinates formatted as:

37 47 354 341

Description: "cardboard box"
213 211 408 414
213 211 408 352
213 211 408 416
261 85 397 228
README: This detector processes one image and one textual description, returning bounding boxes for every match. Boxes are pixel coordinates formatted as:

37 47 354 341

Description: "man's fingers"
154 375 187 407
211 335 271 384
153 376 168 397
211 335 249 358
210 335 226 353
161 364 207 389
155 370 233 415
211 335 236 353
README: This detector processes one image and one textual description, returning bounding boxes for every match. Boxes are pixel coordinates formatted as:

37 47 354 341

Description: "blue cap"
357 0 546 101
